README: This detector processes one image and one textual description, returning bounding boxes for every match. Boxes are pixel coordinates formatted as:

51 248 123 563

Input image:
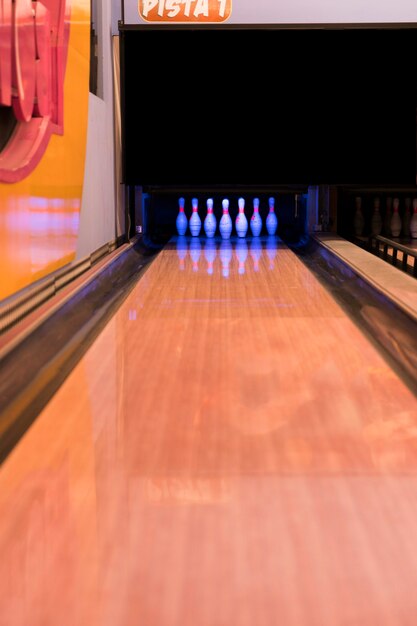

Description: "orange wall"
0 1 90 302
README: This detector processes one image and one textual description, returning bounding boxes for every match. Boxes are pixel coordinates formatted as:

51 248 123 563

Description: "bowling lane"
1 236 417 626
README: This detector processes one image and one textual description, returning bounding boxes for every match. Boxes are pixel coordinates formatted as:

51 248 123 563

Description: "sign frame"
120 0 417 28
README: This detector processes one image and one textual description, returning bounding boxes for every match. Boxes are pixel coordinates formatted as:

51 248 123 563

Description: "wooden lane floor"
1 236 417 626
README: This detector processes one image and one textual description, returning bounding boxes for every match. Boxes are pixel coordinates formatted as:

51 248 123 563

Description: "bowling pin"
189 198 202 236
189 238 201 271
384 197 392 235
204 239 217 275
219 240 233 277
266 197 278 236
176 197 188 236
410 199 417 238
176 236 188 270
403 198 411 238
370 197 382 236
219 199 233 239
250 238 262 271
235 197 248 238
353 196 364 236
250 198 263 237
204 198 217 238
390 198 402 237
235 239 248 275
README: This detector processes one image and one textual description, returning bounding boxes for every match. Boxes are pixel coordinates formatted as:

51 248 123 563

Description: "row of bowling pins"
176 197 278 238
354 197 417 238
176 236 278 276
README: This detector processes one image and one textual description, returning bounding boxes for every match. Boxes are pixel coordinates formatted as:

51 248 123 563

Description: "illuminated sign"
0 0 71 183
125 0 417 25
139 0 232 22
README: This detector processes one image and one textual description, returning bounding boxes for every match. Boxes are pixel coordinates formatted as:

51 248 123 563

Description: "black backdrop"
121 27 417 187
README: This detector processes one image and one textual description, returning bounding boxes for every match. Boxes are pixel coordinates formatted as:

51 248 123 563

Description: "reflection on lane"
175 236 279 276
1 232 417 626
127 235 324 315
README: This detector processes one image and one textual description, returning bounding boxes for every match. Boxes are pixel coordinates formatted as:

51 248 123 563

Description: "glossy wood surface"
1 236 417 626
317 233 417 322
